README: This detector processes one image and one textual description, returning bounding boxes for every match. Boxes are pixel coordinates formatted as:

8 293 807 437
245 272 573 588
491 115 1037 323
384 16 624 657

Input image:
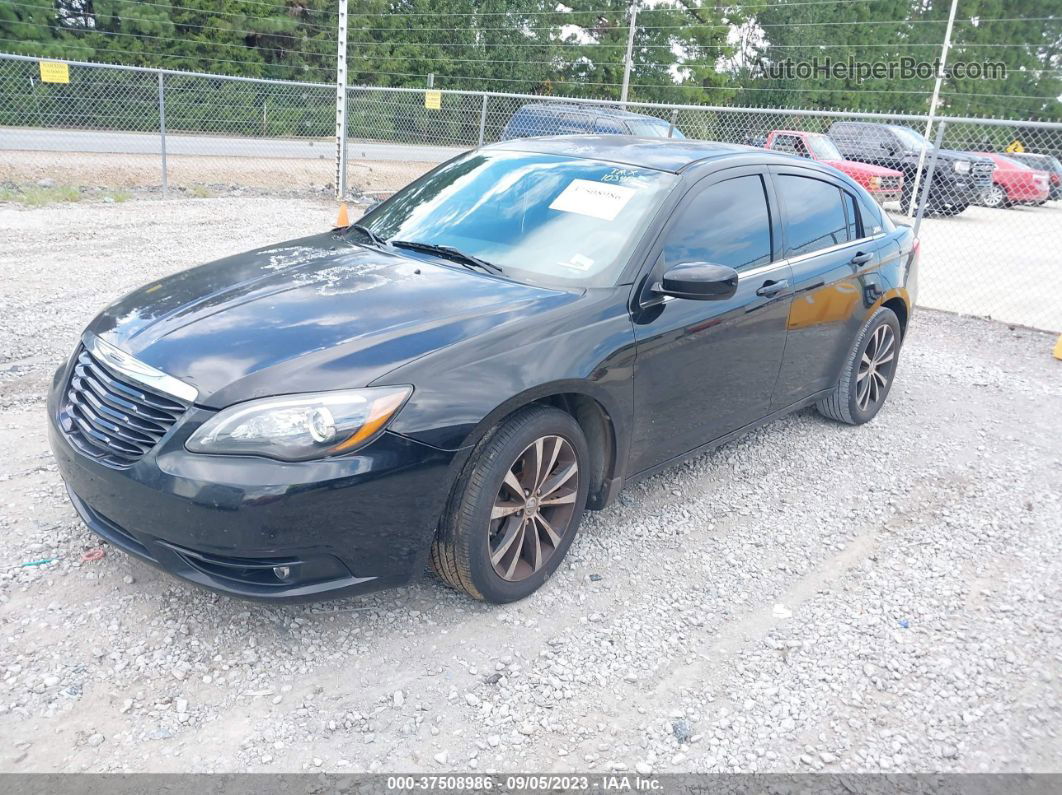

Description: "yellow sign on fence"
424 90 442 110
1005 139 1025 153
38 60 70 84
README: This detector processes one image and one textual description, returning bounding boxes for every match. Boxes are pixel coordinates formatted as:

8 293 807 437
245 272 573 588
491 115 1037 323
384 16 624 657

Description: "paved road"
0 127 463 163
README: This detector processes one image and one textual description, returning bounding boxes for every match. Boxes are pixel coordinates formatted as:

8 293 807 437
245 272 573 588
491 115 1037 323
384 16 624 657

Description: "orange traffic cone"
334 202 350 229
1054 334 1062 361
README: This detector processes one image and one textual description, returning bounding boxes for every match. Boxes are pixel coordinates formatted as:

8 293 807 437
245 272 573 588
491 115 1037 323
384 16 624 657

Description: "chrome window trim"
784 232 886 267
83 333 199 404
738 259 794 280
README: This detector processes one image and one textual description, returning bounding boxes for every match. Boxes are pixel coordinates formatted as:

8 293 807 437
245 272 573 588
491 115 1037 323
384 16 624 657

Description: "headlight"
953 160 971 174
186 386 412 461
869 176 882 189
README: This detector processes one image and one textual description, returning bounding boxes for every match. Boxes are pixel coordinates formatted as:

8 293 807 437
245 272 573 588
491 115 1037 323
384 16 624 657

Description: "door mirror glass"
655 262 739 301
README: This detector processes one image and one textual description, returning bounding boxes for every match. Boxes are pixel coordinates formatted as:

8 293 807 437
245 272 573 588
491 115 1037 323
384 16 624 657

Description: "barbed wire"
13 22 338 57
6 3 335 41
0 39 336 77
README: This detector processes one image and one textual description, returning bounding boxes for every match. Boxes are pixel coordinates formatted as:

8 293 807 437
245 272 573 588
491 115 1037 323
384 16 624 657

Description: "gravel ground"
0 149 431 197
0 197 1060 774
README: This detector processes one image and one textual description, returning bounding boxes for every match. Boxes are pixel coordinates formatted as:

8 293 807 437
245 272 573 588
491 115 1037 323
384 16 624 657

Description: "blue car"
502 102 685 140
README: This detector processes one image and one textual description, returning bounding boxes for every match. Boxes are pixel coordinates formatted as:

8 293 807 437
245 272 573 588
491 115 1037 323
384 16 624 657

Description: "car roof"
514 102 668 122
481 134 774 173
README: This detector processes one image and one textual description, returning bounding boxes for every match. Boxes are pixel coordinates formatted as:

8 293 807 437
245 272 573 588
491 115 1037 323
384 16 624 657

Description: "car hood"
823 159 902 177
921 148 990 164
87 233 576 408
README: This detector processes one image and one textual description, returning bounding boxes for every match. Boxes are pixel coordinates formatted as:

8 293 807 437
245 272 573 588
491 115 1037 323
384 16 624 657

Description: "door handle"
756 279 789 297
850 251 873 265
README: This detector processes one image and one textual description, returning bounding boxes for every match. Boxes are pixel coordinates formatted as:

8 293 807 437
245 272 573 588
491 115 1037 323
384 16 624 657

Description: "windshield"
357 150 677 287
627 118 686 139
806 133 843 160
996 154 1028 169
889 125 931 151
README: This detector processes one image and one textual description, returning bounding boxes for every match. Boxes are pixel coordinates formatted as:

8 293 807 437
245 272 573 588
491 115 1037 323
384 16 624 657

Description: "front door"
627 169 792 475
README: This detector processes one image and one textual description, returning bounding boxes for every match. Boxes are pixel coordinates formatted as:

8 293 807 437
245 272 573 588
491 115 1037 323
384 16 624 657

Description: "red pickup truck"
764 130 904 203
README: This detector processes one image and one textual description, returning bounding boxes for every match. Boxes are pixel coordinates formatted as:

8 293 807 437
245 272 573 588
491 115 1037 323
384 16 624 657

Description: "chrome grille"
60 346 188 468
972 160 995 189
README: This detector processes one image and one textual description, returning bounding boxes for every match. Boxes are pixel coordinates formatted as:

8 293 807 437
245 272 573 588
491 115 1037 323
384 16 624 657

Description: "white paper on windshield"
562 253 595 272
549 179 636 221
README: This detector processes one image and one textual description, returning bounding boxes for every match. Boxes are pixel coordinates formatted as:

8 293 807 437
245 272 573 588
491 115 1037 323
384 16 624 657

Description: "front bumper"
929 173 986 207
48 370 461 603
869 188 902 203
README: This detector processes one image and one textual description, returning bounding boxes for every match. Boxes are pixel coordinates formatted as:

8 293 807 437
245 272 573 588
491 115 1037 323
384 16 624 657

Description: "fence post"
667 108 677 138
334 0 349 200
620 3 638 107
478 94 488 146
913 121 946 239
157 71 168 199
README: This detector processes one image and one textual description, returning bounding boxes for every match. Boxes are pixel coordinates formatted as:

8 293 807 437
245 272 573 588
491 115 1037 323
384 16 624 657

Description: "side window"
663 175 773 271
777 174 852 257
842 191 860 240
772 135 801 155
593 117 624 134
562 113 595 133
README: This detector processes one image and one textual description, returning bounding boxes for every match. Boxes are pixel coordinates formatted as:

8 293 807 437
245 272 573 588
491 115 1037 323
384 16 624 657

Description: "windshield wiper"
390 240 503 274
346 223 390 249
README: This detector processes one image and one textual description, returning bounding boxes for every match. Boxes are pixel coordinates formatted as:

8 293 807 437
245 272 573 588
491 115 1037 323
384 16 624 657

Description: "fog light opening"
272 565 293 582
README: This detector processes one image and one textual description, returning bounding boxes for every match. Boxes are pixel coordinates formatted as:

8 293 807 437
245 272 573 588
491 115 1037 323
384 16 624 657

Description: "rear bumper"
1004 182 1050 203
48 377 462 602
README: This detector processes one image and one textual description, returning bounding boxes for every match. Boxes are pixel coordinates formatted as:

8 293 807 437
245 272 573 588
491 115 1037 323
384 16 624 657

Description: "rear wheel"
817 307 902 425
431 406 589 603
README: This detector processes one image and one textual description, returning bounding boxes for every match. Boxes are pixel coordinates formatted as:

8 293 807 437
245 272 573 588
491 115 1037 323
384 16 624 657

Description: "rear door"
627 167 792 474
769 166 893 409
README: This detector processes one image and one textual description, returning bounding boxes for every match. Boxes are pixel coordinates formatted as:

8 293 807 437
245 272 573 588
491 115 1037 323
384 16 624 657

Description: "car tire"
900 182 919 214
938 202 968 217
816 307 902 426
983 184 1008 208
431 405 590 603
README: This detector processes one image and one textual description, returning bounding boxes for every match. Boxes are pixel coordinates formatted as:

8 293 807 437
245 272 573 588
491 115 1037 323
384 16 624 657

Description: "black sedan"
48 136 918 604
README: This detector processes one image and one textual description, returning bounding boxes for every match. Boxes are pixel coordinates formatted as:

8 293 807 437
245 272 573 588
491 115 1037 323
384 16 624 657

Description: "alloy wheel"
984 185 1005 208
856 324 896 412
488 435 579 582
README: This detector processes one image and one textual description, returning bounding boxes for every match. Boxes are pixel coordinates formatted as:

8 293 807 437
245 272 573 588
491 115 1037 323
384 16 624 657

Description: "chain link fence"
2 53 1060 332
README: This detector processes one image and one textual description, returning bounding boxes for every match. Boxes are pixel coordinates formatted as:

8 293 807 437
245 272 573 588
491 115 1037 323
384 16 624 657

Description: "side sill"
621 389 832 489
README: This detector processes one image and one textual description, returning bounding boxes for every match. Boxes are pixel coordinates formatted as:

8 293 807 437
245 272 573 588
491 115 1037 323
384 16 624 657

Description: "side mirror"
654 262 739 301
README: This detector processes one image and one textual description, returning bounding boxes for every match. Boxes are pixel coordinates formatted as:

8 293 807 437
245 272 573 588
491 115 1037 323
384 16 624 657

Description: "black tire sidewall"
463 409 590 603
846 309 902 424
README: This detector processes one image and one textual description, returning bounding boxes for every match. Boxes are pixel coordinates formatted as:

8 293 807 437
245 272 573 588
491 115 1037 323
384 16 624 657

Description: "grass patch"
1 185 82 206
189 185 211 199
107 190 133 203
